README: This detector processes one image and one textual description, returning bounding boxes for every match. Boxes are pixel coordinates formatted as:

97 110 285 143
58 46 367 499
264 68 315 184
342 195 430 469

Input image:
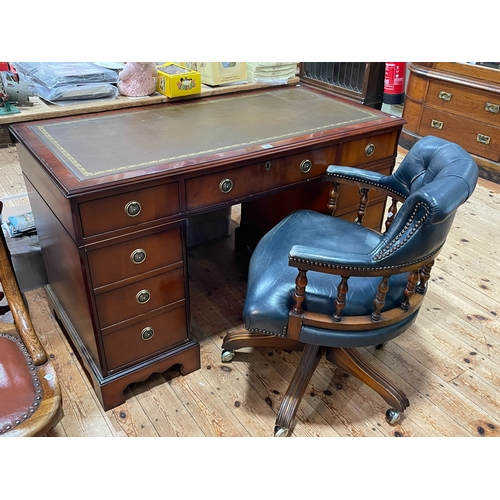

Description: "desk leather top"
27 87 380 181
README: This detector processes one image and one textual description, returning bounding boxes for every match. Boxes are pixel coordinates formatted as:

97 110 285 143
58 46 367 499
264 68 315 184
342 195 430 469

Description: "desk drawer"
87 225 183 288
79 182 181 238
418 108 500 162
338 131 399 166
95 267 185 328
185 146 337 211
102 303 188 372
426 81 500 125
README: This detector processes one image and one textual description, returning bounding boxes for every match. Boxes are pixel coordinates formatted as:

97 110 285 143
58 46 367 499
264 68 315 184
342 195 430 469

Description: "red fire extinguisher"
383 62 406 105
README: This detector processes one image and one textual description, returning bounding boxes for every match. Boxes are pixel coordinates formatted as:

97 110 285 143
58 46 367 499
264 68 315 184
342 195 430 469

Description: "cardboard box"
156 63 201 98
193 62 247 86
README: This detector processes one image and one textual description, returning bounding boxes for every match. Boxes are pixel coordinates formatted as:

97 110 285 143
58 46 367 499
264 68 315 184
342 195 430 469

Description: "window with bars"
299 62 385 109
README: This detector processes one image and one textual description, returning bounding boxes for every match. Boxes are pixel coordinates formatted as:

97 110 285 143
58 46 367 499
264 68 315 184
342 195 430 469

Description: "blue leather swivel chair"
221 136 479 436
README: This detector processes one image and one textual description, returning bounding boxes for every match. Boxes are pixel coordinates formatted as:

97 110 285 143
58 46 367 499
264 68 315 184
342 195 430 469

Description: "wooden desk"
9 85 405 410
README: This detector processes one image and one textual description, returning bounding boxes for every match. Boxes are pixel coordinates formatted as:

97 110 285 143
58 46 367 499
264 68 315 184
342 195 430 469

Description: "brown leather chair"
0 202 63 437
221 136 479 436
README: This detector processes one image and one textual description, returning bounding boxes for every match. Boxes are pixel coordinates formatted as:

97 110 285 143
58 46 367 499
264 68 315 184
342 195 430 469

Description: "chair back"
375 136 479 268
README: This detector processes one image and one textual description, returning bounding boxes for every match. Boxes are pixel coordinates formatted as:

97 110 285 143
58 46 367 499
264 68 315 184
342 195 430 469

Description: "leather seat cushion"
243 210 411 344
0 334 38 433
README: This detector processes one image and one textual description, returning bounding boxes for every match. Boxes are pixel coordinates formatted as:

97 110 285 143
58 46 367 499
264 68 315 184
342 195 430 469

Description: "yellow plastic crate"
156 63 201 98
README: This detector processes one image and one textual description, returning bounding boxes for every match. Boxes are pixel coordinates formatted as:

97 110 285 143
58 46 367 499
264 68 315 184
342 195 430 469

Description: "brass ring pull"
439 91 452 101
299 159 312 173
431 120 444 130
364 144 375 156
141 327 155 341
130 248 146 264
219 178 233 194
125 201 142 217
136 289 151 304
477 134 491 145
485 102 499 114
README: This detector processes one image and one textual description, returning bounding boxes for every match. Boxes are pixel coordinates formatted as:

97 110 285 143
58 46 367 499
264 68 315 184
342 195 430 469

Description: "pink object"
118 62 158 97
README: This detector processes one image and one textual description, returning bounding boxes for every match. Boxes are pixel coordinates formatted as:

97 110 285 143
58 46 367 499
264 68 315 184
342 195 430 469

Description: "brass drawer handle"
299 159 312 173
124 200 142 217
141 327 155 341
477 134 491 145
219 178 233 194
485 102 500 114
431 120 444 130
136 289 151 304
364 143 375 156
130 248 147 264
439 91 452 101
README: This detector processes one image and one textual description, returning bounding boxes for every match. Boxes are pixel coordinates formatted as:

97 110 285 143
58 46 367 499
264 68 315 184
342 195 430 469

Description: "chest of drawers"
10 86 404 410
401 62 500 183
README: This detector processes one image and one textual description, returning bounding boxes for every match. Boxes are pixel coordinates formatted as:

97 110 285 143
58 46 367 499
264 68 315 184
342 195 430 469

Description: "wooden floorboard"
2 145 500 437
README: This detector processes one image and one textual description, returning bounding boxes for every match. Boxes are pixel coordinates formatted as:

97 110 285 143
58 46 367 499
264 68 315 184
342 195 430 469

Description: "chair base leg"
274 343 322 437
325 346 410 414
221 330 304 354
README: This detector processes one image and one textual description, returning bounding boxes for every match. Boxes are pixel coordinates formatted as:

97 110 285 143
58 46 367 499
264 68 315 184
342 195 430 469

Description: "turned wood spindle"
292 269 308 315
416 260 434 294
385 198 399 231
372 276 390 321
401 269 419 310
333 276 349 321
355 188 369 225
327 182 339 216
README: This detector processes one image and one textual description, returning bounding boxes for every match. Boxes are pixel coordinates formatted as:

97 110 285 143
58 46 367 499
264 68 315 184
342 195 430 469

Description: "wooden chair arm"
0 237 47 365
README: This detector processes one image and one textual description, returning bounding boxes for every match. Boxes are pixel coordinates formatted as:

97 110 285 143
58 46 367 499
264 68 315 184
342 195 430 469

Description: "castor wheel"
221 349 235 363
274 425 290 437
385 408 401 425
375 342 388 350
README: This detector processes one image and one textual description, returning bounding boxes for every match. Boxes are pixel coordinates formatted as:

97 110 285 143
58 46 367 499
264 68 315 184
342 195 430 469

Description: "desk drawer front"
338 131 399 166
419 108 500 161
185 146 337 211
103 303 188 372
87 225 183 288
426 81 500 124
79 182 181 238
95 267 185 328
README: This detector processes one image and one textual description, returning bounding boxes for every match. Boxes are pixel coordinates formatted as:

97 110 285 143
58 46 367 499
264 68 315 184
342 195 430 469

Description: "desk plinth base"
45 284 201 411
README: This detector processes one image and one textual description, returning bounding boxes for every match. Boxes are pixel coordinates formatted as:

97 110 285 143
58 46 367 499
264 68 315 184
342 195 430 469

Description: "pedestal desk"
9 85 405 410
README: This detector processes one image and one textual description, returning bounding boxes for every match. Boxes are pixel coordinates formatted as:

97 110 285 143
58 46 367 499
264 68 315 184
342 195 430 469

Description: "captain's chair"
221 136 479 436
0 202 63 436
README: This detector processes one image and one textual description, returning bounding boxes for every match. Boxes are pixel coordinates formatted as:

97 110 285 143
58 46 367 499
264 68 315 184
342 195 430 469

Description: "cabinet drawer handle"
431 120 444 130
141 327 155 341
219 178 233 194
130 248 147 264
477 134 491 145
136 289 151 304
364 143 375 156
124 200 142 217
485 102 500 114
439 91 452 101
299 159 312 173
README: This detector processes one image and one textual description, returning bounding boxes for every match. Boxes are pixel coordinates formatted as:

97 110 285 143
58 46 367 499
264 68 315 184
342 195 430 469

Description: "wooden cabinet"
400 62 500 183
9 86 404 410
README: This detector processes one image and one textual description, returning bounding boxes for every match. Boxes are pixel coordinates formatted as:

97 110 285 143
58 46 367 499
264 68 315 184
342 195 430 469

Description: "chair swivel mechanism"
0 202 63 437
221 136 479 436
